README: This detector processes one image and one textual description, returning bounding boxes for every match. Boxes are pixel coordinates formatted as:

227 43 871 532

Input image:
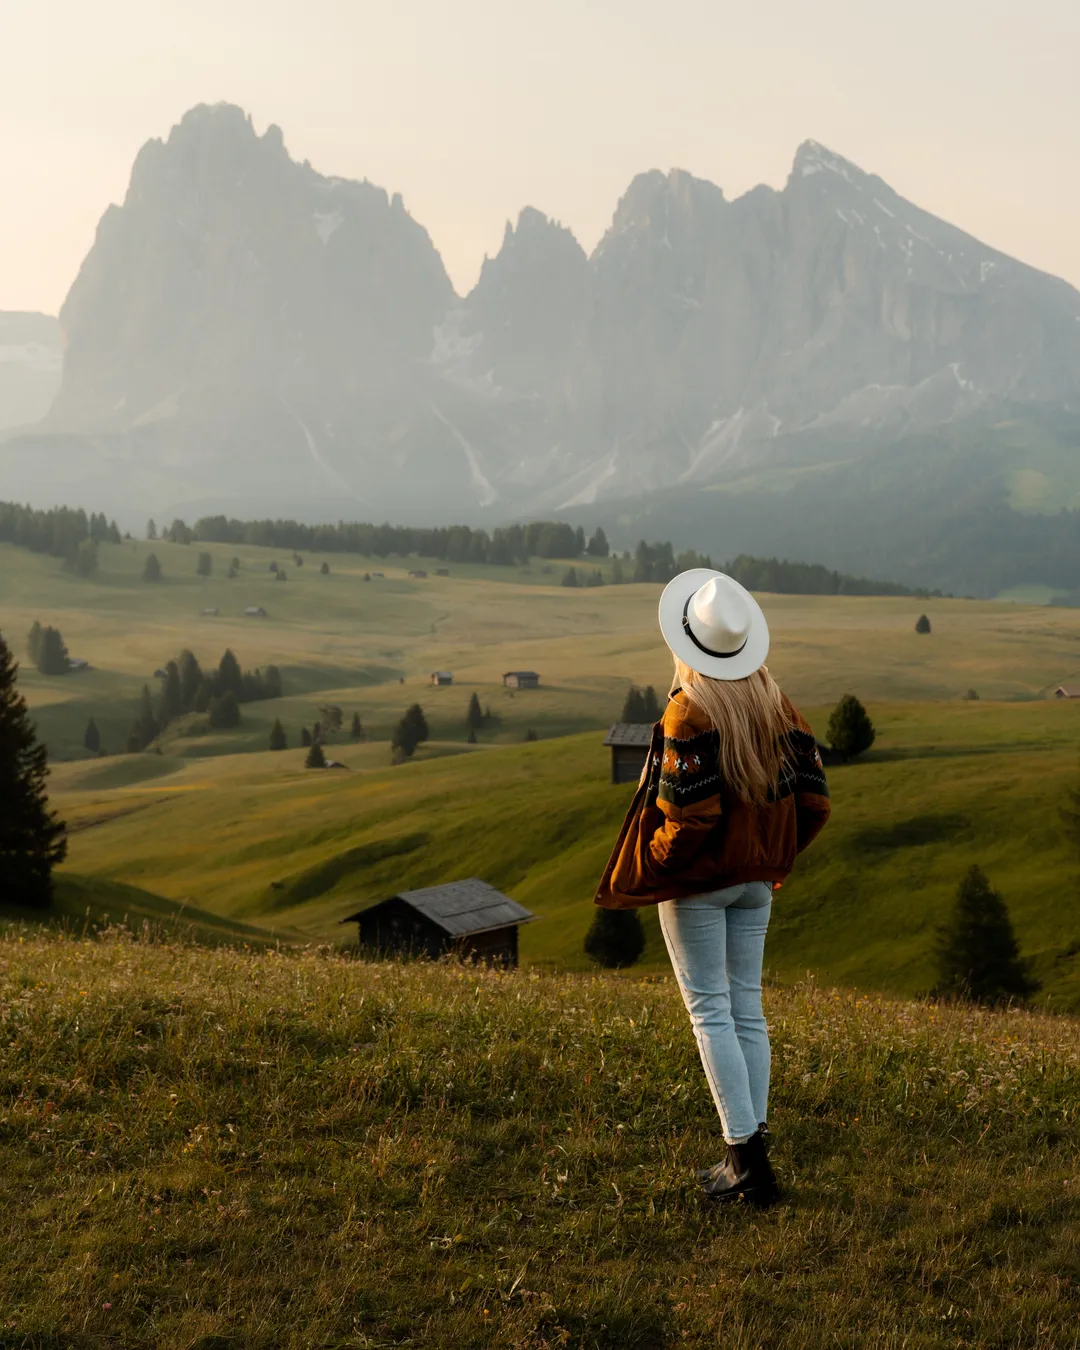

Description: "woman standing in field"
595 569 831 1206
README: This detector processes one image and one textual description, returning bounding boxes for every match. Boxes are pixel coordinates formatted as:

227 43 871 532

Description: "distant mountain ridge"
3 104 1079 590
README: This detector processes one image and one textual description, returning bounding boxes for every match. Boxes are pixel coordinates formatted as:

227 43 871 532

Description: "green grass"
44 699 1080 1012
1 929 1078 1348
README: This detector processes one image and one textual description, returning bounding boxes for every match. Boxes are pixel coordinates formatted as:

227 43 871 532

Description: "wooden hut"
408 569 428 579
341 879 536 967
503 671 540 689
603 723 653 784
430 671 453 686
1054 685 1080 699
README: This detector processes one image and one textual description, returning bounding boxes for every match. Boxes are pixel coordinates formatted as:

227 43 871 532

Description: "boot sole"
705 1183 782 1208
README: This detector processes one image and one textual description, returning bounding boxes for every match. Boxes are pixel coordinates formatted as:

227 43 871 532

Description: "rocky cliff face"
9 108 1080 524
0 312 62 432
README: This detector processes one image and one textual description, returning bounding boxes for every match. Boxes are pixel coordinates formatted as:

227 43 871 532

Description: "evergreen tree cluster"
391 704 429 759
192 515 601 565
465 693 497 735
620 685 662 723
0 502 120 560
723 555 943 599
61 538 99 578
0 633 67 909
27 622 69 676
126 648 284 751
561 566 606 588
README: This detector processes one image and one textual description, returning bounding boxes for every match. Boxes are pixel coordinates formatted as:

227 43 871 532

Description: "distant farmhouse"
1054 686 1080 699
408 569 428 579
202 607 219 616
435 567 449 576
430 671 453 686
371 571 385 579
66 657 90 673
504 671 540 689
603 723 653 784
341 879 536 967
244 606 268 618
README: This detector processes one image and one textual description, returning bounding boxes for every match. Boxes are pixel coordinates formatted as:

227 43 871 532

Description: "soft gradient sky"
1 0 1078 313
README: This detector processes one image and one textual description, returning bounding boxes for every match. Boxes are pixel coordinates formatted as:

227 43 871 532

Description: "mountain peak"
790 140 871 187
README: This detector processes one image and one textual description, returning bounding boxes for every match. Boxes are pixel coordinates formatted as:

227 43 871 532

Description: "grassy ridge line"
0 876 295 949
52 702 1080 1010
1 932 1077 1349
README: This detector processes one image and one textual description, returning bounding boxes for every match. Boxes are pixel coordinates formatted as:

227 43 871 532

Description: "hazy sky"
2 0 1078 313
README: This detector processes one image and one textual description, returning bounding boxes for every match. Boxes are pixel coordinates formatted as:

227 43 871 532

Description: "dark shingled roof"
604 723 654 748
342 879 536 937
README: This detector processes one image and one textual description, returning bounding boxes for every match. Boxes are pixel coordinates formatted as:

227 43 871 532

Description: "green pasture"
3 932 1078 1348
5 537 1080 769
48 699 1080 1010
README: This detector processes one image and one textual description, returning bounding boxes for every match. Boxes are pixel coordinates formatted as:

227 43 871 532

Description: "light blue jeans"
658 881 773 1144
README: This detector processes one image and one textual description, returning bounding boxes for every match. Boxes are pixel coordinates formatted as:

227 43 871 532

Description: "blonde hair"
671 657 795 806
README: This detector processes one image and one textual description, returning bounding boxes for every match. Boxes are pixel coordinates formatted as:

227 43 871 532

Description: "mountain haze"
3 104 1079 586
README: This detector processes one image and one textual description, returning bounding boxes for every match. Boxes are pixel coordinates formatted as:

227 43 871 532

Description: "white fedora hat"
658 568 769 680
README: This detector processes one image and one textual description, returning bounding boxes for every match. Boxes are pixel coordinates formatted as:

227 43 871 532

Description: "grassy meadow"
1 929 1078 1349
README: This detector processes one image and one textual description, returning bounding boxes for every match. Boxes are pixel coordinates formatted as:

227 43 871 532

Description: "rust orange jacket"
594 688 831 909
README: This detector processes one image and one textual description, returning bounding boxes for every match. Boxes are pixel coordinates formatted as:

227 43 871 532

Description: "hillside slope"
53 703 1080 1011
3 933 1077 1348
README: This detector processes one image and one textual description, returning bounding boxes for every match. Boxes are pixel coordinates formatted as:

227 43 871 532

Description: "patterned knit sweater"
594 688 831 909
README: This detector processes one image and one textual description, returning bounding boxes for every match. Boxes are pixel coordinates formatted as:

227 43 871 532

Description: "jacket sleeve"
787 724 831 852
647 714 724 877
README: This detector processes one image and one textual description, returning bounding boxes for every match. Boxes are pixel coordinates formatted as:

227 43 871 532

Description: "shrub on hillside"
320 561 330 575
916 614 931 634
32 625 69 676
269 719 287 751
350 713 363 741
584 908 645 969
305 741 327 769
196 551 212 576
827 694 875 762
126 685 159 753
467 692 484 731
83 717 101 754
300 726 312 748
0 633 67 908
142 553 162 582
932 865 1041 1006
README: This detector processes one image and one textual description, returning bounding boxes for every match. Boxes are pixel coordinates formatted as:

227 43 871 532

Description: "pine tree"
158 660 183 727
269 718 287 751
826 694 875 763
621 686 643 722
933 866 1041 1006
36 627 69 676
350 712 363 740
467 728 477 744
142 553 162 582
320 561 330 575
586 526 610 558
641 685 662 721
391 704 429 758
193 678 214 713
0 634 67 908
177 650 203 711
83 717 101 754
216 649 243 699
300 726 312 747
915 614 931 634
561 566 579 587
584 908 645 969
27 621 42 665
467 692 484 730
146 519 157 541
127 685 159 752
196 551 213 577
611 556 625 585
525 728 537 742
208 691 240 729
305 740 327 769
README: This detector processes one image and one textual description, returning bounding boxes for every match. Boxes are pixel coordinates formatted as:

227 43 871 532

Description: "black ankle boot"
698 1129 781 1207
695 1122 769 1182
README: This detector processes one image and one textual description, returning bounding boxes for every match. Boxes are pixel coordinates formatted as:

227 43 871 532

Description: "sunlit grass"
1 927 1077 1348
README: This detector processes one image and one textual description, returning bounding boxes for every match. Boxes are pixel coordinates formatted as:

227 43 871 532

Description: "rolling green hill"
49 700 1080 1011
